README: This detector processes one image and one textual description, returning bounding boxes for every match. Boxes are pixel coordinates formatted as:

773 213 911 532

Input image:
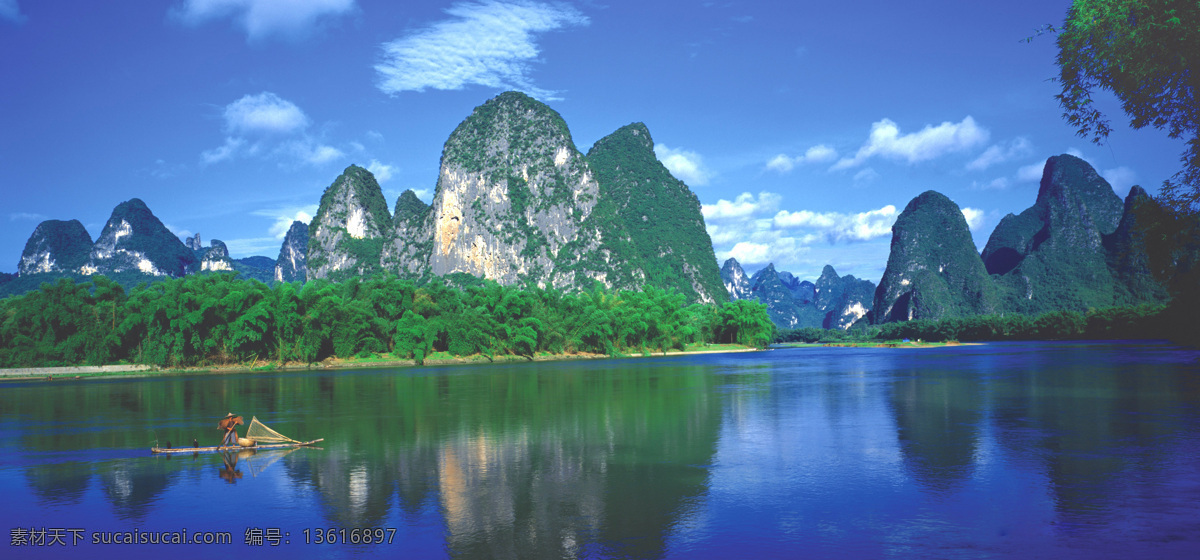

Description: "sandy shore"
0 345 762 381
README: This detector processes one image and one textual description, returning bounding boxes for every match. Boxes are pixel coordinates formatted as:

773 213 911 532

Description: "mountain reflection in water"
3 341 1199 559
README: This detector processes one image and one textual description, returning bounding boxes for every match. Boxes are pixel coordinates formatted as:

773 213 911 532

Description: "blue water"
2 341 1199 558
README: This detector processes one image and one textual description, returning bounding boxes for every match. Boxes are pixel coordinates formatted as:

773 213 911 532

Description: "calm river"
3 341 1199 559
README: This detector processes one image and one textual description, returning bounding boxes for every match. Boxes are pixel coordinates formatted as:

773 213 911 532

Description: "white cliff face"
721 259 753 301
201 259 233 272
840 302 867 326
426 155 602 288
85 214 180 277
307 166 390 281
274 221 309 283
346 208 367 240
20 253 55 274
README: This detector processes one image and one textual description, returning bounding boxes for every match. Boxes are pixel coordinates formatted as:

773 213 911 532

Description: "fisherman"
217 413 243 448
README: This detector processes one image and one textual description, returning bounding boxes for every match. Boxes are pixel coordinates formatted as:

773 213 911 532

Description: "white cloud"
1102 166 1137 196
296 143 343 165
726 242 772 265
367 159 396 182
253 205 318 239
970 177 1011 190
703 192 896 269
853 167 880 185
201 136 247 165
375 1 588 100
701 192 780 220
766 144 838 173
967 137 1031 171
1017 160 1045 183
655 143 712 186
224 92 309 135
10 212 47 222
203 92 345 166
1 0 26 24
174 0 356 41
960 207 985 231
832 116 989 170
773 205 898 243
164 224 194 239
766 154 793 173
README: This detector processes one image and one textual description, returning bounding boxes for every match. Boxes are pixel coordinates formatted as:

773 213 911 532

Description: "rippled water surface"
3 341 1200 558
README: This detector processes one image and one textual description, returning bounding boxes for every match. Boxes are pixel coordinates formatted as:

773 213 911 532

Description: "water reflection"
988 346 1199 521
890 367 983 495
2 343 1199 558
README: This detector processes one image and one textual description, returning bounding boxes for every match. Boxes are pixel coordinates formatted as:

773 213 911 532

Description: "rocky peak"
199 239 234 272
185 233 203 252
380 190 431 277
82 198 197 278
872 190 998 323
392 91 610 289
18 219 93 275
1034 154 1124 252
720 258 753 301
307 165 391 281
983 154 1145 313
777 271 815 303
1104 185 1169 301
585 121 728 303
814 265 845 310
275 220 309 283
392 190 430 227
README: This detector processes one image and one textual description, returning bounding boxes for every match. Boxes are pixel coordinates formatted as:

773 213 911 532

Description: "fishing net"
244 416 301 444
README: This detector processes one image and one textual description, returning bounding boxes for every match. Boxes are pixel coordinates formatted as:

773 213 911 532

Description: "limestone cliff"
1104 185 1170 303
275 220 309 283
17 219 93 275
82 198 197 278
814 265 875 330
380 190 431 277
585 122 728 303
307 165 391 281
984 154 1140 313
720 258 754 301
871 191 999 323
386 91 636 291
198 239 235 272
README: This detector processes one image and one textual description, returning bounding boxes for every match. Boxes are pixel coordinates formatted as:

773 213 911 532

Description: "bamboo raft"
151 438 323 454
151 416 321 454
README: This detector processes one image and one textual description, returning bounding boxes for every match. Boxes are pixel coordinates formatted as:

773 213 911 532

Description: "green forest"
778 301 1196 346
0 273 775 369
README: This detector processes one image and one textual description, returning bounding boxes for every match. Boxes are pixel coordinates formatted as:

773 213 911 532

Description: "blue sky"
0 0 1188 282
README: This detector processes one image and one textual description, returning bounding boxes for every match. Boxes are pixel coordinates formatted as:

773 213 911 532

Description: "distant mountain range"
1 94 1173 330
4 92 727 305
721 259 875 330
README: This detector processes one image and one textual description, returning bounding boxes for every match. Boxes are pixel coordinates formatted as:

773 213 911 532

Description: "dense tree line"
0 273 774 369
777 302 1195 345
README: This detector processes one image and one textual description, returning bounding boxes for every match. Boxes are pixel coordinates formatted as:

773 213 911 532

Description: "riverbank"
776 340 975 349
0 343 761 381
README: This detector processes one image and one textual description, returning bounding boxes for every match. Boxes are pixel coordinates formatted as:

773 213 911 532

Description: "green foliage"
585 123 729 303
0 273 776 368
21 219 93 273
1055 0 1200 209
873 191 1000 323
